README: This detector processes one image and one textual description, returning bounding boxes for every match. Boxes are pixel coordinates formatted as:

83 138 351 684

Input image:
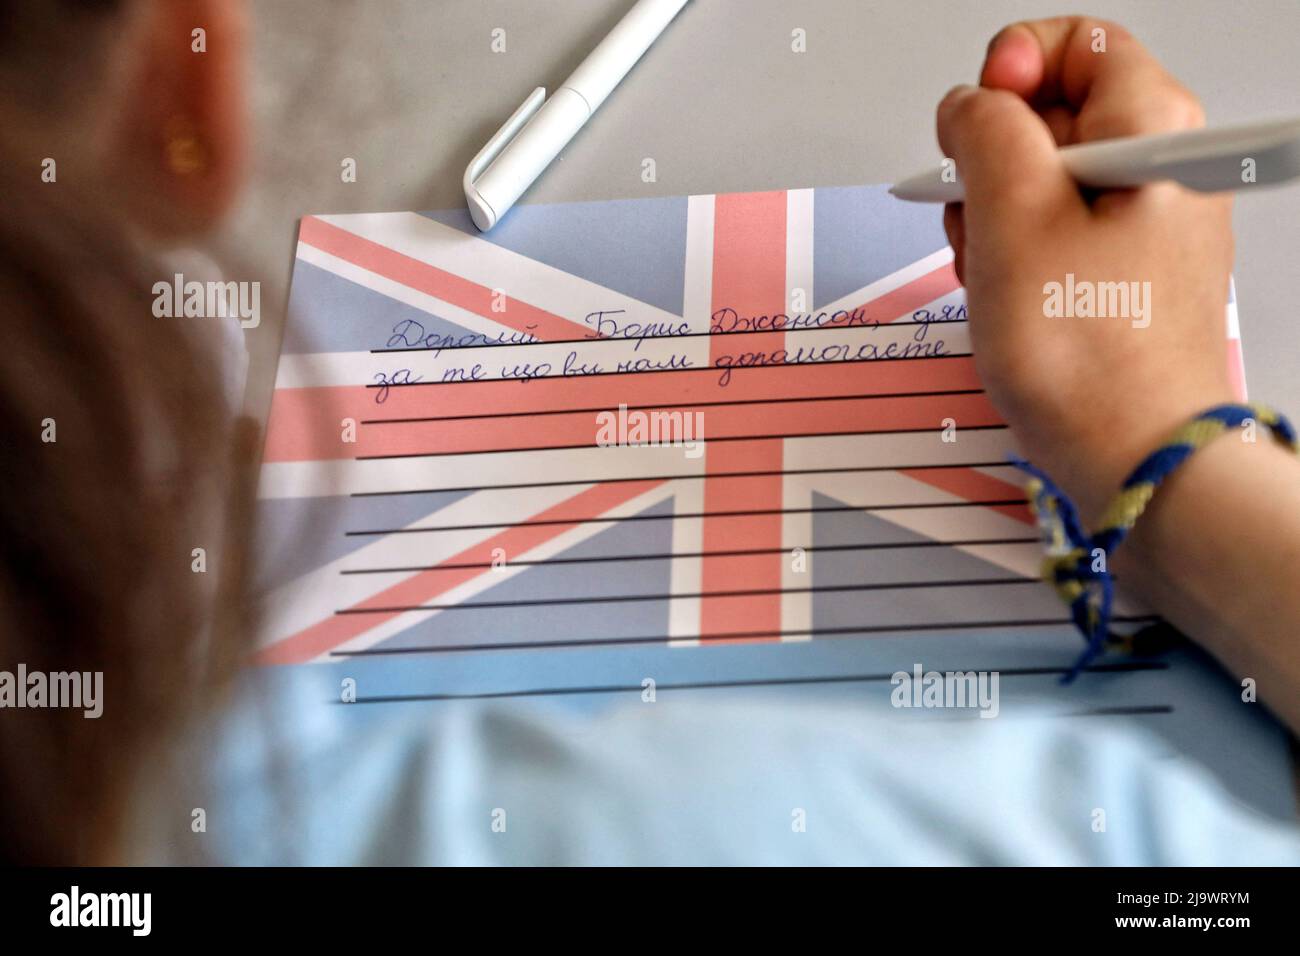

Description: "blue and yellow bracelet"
1012 402 1298 682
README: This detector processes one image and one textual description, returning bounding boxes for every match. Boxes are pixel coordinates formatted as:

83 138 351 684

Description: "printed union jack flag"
252 185 1247 683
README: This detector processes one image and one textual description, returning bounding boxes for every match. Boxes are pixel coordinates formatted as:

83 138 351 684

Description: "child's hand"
937 16 1236 520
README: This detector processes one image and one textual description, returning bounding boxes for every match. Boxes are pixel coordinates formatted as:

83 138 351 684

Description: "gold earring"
165 117 208 176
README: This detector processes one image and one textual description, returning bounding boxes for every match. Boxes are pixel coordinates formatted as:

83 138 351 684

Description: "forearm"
1119 435 1300 732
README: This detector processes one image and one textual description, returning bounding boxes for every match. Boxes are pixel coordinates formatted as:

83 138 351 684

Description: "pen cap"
563 0 689 111
471 88 590 229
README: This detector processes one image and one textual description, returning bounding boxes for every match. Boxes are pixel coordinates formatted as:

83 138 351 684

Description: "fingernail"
943 84 979 108
987 23 1028 57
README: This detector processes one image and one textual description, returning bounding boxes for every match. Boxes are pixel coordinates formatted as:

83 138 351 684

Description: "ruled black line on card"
333 576 1062 615
348 461 1018 497
355 424 1010 461
329 616 1161 657
344 498 1028 537
360 387 986 425
339 537 1041 575
337 662 1170 705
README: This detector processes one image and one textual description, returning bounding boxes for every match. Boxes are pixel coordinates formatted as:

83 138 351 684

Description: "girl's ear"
112 0 248 237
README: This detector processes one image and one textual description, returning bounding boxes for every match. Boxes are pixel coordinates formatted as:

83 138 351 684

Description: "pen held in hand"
890 115 1300 202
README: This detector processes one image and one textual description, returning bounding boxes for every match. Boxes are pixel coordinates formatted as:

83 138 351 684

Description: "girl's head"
0 0 253 863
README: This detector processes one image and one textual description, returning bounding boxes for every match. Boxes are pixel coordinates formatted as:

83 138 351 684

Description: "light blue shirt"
134 664 1300 866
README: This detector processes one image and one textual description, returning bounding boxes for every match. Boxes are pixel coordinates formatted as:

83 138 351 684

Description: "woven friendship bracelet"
1011 403 1299 682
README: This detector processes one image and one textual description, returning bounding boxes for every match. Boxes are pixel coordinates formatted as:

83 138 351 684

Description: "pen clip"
463 86 547 230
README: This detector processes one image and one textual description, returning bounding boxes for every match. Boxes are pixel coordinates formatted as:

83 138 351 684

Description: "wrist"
1014 401 1296 680
1124 430 1296 562
1055 392 1238 525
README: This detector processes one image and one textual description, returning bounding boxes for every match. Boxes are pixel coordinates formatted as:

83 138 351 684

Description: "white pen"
463 0 690 231
890 115 1300 203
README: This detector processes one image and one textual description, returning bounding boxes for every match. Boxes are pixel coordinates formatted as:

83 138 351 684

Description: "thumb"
936 85 1083 233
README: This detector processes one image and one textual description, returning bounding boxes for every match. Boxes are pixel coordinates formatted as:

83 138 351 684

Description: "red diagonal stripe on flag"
853 261 960 321
298 216 596 342
256 478 665 664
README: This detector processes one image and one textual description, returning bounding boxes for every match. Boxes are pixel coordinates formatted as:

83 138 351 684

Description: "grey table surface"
220 0 1300 424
